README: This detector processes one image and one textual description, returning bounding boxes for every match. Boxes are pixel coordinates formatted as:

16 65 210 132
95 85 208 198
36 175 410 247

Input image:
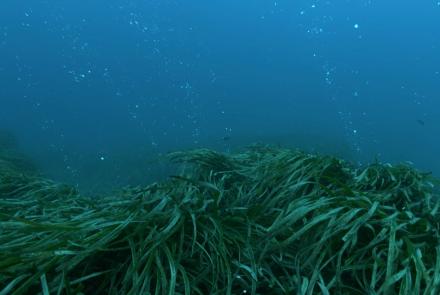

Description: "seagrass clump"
1 145 439 294
0 131 36 176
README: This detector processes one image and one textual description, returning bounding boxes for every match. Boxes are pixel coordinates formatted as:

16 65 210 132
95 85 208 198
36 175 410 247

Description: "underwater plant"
0 145 439 294
0 131 37 176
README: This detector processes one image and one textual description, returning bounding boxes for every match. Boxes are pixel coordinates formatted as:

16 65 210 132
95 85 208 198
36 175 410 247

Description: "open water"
1 0 439 192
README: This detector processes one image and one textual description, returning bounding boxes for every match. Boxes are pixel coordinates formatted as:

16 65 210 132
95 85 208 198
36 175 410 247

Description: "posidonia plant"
1 145 439 294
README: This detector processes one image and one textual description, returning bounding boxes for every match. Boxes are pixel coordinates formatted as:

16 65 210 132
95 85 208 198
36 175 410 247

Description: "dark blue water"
1 0 439 192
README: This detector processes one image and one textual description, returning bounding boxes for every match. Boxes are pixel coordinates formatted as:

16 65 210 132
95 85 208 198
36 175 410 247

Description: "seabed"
1 144 440 294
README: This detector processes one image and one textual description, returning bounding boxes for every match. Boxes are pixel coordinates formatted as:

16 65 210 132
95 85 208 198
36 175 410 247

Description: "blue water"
1 0 439 192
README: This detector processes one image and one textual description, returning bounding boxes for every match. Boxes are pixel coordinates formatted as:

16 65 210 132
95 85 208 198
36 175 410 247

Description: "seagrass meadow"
1 145 440 294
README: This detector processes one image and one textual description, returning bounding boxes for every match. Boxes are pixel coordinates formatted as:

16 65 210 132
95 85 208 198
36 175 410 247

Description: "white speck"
100 156 105 161
354 23 359 29
300 10 305 15
353 129 358 134
311 4 316 8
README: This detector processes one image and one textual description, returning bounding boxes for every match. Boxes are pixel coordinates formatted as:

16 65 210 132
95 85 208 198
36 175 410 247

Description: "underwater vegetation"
1 145 440 294
0 131 37 176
